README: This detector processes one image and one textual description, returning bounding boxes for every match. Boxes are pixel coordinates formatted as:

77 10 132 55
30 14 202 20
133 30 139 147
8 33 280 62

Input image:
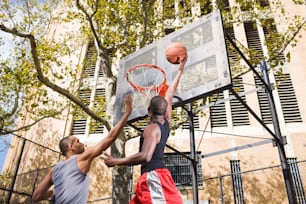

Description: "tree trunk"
111 165 133 203
110 133 133 203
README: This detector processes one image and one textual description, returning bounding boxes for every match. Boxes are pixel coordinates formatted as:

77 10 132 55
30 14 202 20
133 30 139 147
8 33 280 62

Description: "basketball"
165 42 187 64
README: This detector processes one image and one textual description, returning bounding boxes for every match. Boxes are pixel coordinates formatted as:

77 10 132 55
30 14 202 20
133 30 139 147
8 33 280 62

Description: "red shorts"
129 168 183 204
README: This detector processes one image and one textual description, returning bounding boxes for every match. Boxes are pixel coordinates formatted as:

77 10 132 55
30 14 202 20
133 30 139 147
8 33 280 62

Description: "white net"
126 64 167 113
126 64 166 93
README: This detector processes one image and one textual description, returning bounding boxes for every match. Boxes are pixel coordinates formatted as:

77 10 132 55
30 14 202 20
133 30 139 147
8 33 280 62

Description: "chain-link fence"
0 134 61 204
1 134 305 204
199 161 306 204
0 133 113 204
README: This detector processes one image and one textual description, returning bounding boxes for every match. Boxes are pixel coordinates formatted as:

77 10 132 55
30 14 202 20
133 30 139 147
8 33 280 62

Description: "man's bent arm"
32 169 54 202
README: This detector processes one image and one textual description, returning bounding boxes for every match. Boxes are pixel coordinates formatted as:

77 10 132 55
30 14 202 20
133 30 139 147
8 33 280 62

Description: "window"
165 28 175 35
71 89 91 135
261 19 302 123
257 0 269 7
240 1 269 12
179 0 192 17
254 75 273 124
163 0 175 20
292 0 305 5
72 41 108 135
182 102 200 129
287 158 306 203
230 77 250 126
79 89 91 106
244 22 264 63
217 0 230 11
240 1 253 11
210 92 227 128
89 88 106 134
82 40 103 79
71 119 87 135
275 74 302 123
224 24 240 71
199 0 212 16
262 19 285 67
230 160 245 204
83 41 97 78
163 152 203 187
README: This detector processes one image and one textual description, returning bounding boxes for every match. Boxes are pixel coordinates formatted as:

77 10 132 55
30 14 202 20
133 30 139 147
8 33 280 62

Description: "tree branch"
0 114 59 135
0 23 111 130
268 18 306 62
3 87 20 118
75 0 114 82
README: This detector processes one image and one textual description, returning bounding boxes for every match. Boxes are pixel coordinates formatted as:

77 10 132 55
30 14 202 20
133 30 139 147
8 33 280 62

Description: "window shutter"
89 88 106 134
254 75 273 124
244 22 264 61
71 89 91 135
230 77 250 126
183 102 200 129
275 74 302 123
210 92 227 128
224 24 240 73
83 41 96 78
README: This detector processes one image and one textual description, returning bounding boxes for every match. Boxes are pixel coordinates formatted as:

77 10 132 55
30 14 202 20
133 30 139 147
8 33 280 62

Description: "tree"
1 0 172 202
1 0 305 203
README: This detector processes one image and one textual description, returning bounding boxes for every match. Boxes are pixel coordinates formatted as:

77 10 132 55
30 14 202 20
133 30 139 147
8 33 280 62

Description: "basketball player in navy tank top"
102 56 187 204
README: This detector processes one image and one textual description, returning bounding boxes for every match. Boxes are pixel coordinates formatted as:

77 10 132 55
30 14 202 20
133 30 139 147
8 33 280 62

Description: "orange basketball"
165 42 187 64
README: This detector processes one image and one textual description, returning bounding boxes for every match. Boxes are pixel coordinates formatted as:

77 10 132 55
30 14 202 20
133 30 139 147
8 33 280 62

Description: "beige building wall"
126 0 306 202
2 0 306 203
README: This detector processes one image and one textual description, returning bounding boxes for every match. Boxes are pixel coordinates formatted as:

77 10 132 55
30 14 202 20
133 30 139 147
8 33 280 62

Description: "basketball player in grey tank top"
52 155 90 203
32 96 132 203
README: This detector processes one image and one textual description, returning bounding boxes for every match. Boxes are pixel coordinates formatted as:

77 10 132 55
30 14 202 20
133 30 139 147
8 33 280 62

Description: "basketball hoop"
126 64 168 97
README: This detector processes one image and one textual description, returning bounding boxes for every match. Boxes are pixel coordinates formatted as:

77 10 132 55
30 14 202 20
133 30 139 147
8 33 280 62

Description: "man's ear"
68 143 74 151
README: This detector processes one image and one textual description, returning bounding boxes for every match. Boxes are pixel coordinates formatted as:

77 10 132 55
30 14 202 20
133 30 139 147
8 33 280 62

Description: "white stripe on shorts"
146 170 167 204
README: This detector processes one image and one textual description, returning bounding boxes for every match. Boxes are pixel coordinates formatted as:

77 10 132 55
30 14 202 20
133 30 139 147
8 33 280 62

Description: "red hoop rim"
125 64 168 97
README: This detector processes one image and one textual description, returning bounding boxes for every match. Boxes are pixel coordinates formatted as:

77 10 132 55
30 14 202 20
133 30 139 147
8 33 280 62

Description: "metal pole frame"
7 137 26 203
225 32 297 204
187 103 199 204
260 60 297 204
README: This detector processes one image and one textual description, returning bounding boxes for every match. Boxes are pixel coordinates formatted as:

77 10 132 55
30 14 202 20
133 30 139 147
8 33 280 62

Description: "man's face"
70 136 85 154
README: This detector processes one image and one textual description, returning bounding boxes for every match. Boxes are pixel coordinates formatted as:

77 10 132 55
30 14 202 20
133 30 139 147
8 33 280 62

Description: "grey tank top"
52 155 89 204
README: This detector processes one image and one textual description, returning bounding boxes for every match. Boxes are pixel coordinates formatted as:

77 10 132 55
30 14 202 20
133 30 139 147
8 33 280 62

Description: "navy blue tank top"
140 119 170 174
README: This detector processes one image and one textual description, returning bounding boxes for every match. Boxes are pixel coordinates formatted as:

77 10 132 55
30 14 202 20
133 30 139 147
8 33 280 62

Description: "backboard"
114 10 232 124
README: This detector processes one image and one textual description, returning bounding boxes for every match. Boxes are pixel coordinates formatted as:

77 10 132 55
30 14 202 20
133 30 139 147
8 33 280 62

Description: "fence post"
7 137 26 203
187 103 199 204
219 176 224 204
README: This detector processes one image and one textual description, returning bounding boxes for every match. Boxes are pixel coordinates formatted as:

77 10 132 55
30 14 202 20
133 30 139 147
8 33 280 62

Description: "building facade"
1 0 306 203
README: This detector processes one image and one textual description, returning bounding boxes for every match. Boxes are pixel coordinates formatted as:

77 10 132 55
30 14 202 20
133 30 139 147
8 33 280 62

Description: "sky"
0 135 11 172
0 32 14 57
0 2 52 172
0 31 15 173
0 0 54 173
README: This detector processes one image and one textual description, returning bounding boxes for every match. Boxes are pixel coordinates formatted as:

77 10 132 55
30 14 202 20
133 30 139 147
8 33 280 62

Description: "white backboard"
114 10 231 124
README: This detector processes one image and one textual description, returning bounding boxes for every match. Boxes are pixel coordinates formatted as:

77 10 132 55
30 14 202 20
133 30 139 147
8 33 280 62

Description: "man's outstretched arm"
78 95 132 172
165 56 187 121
